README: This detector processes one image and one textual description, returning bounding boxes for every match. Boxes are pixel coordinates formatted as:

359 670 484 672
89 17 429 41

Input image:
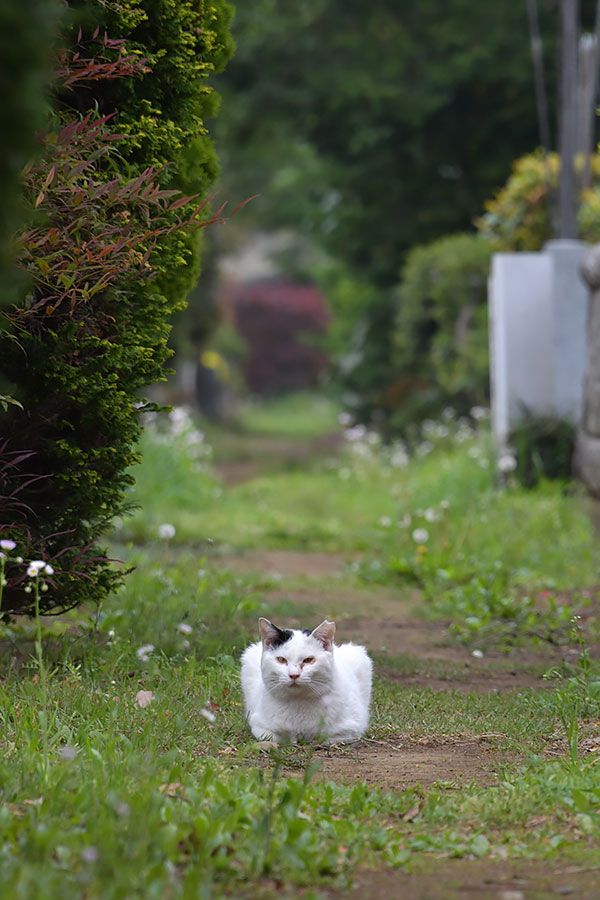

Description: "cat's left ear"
310 619 335 651
258 617 282 648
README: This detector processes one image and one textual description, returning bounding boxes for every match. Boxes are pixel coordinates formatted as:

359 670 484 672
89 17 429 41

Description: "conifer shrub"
0 13 233 617
70 0 235 326
224 281 329 394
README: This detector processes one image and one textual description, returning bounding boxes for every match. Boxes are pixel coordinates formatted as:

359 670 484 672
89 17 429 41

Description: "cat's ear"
258 617 282 648
310 619 335 651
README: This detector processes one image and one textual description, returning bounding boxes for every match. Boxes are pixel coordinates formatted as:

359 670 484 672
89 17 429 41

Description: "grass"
2 393 600 897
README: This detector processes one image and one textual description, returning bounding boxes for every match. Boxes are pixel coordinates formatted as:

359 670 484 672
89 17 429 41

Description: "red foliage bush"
224 280 329 394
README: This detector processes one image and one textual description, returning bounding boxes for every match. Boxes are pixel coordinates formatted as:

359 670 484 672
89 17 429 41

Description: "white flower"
378 516 392 528
411 528 429 544
27 560 45 573
0 539 16 551
440 500 450 510
424 508 439 523
497 454 517 473
472 649 484 659
416 441 433 457
398 514 412 528
200 707 216 723
58 744 78 760
338 412 353 426
44 564 54 575
344 424 366 442
178 622 193 635
136 643 155 662
158 523 176 540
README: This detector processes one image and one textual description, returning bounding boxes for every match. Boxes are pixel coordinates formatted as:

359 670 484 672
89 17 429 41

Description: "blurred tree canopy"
214 0 597 421
217 0 583 284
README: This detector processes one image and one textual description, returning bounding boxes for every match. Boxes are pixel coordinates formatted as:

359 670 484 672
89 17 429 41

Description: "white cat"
241 617 372 744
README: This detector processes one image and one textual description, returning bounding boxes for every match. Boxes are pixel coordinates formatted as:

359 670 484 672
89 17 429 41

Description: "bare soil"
310 734 503 790
324 859 600 900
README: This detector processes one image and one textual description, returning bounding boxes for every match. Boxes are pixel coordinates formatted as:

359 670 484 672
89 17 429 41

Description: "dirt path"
324 859 600 900
214 548 572 793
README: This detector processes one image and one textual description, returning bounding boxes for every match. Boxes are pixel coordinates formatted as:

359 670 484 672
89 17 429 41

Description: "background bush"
476 151 600 251
387 232 491 430
225 280 329 395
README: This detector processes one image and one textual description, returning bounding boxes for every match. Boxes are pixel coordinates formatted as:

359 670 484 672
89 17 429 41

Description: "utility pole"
558 0 580 238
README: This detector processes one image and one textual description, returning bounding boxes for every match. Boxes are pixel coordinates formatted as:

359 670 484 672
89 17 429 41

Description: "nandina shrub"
224 280 330 394
0 25 234 616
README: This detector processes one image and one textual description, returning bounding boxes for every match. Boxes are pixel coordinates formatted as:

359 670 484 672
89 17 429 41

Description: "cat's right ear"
258 617 281 648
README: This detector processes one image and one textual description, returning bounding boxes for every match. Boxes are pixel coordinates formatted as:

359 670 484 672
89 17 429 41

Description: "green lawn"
2 394 600 898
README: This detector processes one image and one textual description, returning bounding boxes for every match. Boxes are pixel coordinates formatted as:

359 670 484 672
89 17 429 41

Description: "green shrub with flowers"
476 150 600 250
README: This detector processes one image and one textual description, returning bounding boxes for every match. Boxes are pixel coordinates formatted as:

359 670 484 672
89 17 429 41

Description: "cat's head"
258 617 335 698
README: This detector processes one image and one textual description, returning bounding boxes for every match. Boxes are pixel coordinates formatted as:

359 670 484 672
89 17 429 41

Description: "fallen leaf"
135 690 154 708
159 782 185 797
402 803 421 822
256 740 279 752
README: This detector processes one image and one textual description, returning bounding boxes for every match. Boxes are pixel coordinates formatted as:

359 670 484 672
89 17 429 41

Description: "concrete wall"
489 240 588 448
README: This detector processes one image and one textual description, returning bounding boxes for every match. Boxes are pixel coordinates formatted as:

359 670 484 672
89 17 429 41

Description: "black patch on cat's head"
268 626 294 649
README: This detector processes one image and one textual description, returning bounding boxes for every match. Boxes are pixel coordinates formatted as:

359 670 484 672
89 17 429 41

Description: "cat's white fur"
241 617 372 744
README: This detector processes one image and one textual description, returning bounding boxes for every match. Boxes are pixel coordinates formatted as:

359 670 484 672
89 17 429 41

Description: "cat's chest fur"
240 617 372 744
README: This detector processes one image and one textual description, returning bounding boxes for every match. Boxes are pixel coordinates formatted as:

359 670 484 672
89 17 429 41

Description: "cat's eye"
303 657 315 665
276 656 287 664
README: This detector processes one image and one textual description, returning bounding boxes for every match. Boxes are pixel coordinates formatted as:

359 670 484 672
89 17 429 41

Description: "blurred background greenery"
172 0 600 433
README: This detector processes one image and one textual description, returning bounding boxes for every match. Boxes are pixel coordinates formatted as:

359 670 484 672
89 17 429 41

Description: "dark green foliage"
70 0 235 313
510 417 576 488
390 233 492 429
0 6 233 616
0 0 58 309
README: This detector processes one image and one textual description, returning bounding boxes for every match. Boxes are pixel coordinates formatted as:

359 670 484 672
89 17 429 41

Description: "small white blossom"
497 454 517 473
27 560 45 573
378 516 392 528
398 514 412 528
158 523 176 540
412 528 429 544
136 643 155 662
58 745 78 760
0 539 16 551
178 622 193 635
200 707 216 723
416 441 433 457
424 508 439 523
44 564 54 575
81 847 98 864
338 412 353 426
344 424 366 442
472 649 484 659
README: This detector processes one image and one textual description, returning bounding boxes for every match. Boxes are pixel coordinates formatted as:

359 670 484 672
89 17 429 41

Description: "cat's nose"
289 673 300 680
